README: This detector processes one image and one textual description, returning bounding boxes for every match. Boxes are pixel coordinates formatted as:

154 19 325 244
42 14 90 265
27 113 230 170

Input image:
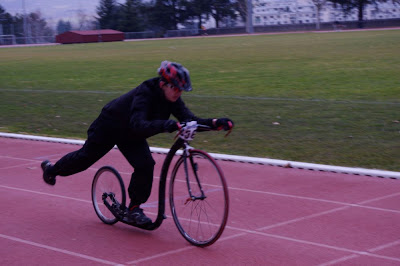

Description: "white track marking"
125 246 195 265
1 132 400 179
124 233 246 265
318 239 400 266
0 234 124 265
369 239 400 252
0 185 91 203
2 183 400 265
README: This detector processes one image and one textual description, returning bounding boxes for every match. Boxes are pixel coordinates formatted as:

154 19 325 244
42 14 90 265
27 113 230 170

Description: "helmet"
158 61 192 92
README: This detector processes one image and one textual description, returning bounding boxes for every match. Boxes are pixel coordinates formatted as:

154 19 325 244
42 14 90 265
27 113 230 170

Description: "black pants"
52 116 155 206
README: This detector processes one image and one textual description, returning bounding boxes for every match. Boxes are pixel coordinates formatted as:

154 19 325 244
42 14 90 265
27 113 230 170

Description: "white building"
252 0 400 26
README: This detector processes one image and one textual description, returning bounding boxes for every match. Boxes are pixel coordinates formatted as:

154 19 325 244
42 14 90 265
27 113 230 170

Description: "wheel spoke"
169 151 229 246
91 166 126 225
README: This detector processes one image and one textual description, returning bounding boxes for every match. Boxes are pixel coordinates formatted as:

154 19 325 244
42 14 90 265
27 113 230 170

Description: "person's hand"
214 118 234 131
164 120 180 133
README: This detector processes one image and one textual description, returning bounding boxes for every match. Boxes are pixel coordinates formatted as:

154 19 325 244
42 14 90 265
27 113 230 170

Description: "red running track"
1 137 400 265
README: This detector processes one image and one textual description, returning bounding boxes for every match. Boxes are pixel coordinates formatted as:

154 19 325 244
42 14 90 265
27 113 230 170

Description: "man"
41 61 234 225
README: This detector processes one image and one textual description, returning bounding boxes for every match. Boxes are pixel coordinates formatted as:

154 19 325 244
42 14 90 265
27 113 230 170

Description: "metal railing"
0 35 16 45
165 29 200 38
1 18 399 46
0 35 56 45
124 31 155 39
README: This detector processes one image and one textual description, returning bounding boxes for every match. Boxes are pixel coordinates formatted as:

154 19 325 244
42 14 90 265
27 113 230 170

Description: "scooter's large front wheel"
169 150 229 247
92 166 126 225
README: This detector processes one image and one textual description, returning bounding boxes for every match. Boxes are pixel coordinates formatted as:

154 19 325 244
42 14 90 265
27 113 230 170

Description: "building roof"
68 30 123 35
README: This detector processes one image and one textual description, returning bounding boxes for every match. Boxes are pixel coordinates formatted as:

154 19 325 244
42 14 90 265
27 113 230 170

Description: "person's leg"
51 139 114 176
42 116 115 185
117 139 155 225
117 139 155 207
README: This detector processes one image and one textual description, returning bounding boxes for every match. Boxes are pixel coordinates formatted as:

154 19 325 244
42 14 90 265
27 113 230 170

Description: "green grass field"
1 30 399 171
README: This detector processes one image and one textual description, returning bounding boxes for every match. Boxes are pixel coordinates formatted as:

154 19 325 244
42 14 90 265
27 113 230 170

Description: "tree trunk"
198 15 202 29
215 13 220 28
357 2 364 28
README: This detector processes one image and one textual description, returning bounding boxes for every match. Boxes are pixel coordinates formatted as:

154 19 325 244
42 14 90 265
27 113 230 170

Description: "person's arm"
172 99 234 130
128 87 167 137
171 98 213 126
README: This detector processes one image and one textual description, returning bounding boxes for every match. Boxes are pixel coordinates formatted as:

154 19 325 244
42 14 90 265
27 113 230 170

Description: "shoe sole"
41 160 56 185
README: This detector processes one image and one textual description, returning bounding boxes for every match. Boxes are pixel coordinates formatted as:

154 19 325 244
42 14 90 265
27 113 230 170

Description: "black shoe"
41 160 56 186
126 207 152 225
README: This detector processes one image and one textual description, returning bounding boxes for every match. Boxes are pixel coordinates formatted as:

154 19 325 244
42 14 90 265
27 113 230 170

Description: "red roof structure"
56 30 124 44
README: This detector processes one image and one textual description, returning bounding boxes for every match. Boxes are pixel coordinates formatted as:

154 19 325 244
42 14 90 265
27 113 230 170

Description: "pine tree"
118 0 145 32
56 20 72 34
96 0 119 29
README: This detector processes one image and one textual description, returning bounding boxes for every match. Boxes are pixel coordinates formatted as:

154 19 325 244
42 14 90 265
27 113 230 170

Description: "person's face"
162 83 182 102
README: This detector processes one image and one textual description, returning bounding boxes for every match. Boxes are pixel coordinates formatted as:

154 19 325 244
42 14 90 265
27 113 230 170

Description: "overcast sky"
1 0 123 25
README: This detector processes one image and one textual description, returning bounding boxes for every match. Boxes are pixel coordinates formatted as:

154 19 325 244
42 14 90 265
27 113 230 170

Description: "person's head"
158 61 192 102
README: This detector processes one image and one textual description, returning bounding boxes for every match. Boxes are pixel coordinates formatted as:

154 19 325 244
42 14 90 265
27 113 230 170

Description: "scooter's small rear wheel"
92 166 126 225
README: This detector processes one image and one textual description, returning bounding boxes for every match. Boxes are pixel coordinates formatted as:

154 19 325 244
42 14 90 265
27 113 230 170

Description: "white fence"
0 35 56 45
0 35 16 45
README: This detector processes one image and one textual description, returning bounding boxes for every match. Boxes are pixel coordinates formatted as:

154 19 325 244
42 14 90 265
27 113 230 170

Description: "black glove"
215 118 234 131
164 120 180 133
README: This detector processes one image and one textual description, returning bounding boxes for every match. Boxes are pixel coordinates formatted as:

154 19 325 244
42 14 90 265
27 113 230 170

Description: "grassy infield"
0 30 399 171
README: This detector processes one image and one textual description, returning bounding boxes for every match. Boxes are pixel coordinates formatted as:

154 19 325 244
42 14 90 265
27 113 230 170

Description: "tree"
148 0 188 31
186 0 212 29
0 4 14 35
28 11 54 41
0 5 54 43
56 20 72 34
10 11 54 43
234 0 254 32
117 0 145 32
233 0 247 23
311 0 327 29
96 0 120 29
76 9 94 30
210 0 237 28
329 0 400 28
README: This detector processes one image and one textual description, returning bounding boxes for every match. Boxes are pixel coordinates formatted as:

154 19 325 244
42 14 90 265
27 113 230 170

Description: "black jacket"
100 77 212 139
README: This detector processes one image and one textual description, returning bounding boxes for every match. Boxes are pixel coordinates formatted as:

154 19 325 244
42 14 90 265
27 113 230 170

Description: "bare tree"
311 0 327 29
234 0 247 22
210 0 237 28
76 9 92 30
329 0 400 28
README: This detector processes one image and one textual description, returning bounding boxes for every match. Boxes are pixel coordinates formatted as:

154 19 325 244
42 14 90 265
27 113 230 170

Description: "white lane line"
2 155 399 215
318 239 400 266
0 185 91 203
125 232 247 265
244 230 400 264
4 158 398 215
0 155 38 161
358 192 400 205
34 153 66 160
369 239 400 252
229 187 400 214
256 205 349 231
0 233 124 265
0 161 39 170
125 246 195 265
0 156 380 209
317 254 360 266
257 191 400 231
1 132 400 179
0 155 39 164
2 184 400 265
